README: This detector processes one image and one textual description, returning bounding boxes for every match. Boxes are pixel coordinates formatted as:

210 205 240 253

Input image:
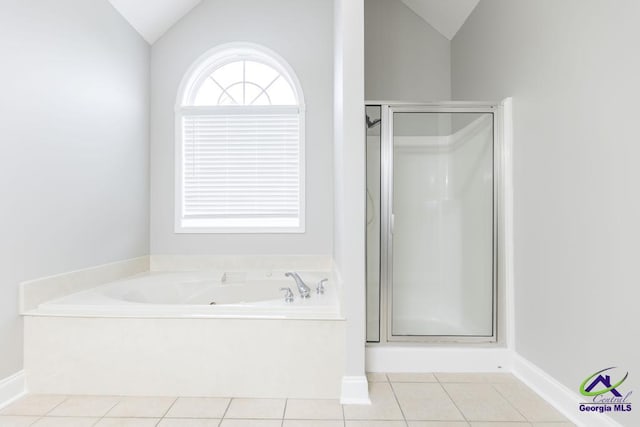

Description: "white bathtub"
31 270 341 320
23 263 346 398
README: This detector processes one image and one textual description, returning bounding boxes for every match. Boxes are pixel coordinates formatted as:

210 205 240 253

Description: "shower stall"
366 103 499 344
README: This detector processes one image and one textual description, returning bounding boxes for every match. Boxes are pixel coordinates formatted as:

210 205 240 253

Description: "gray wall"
365 0 451 101
150 0 334 255
0 0 150 379
453 2 640 424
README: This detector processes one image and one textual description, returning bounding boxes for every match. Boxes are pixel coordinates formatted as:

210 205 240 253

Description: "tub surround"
21 255 345 399
20 257 150 313
25 316 345 398
29 270 342 320
20 255 334 314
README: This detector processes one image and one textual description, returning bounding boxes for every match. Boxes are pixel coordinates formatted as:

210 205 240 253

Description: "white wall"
150 0 334 256
365 0 451 101
0 0 150 380
453 1 640 425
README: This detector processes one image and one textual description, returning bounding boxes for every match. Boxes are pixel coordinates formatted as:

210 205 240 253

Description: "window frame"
174 43 306 234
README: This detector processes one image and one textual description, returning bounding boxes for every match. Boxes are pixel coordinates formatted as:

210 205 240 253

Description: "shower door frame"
375 102 500 344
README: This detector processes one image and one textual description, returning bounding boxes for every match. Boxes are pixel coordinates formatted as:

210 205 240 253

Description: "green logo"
580 367 628 397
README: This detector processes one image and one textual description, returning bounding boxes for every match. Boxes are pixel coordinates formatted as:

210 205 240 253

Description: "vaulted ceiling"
401 0 480 40
108 0 202 44
108 0 479 45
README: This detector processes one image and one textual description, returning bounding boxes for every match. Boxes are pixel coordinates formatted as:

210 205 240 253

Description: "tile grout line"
44 395 71 416
387 380 409 424
436 372 473 426
384 371 403 423
95 396 122 427
281 398 288 427
29 415 43 427
219 396 233 424
438 381 472 426
491 382 531 423
156 396 179 427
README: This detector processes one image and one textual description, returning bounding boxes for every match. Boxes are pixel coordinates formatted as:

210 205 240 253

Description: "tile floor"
0 373 574 427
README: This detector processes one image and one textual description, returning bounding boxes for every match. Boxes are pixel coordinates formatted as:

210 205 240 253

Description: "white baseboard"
366 346 512 373
340 376 370 404
0 371 26 410
513 354 624 427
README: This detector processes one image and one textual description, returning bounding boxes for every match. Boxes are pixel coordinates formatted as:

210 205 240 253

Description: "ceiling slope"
108 0 478 45
401 0 480 40
108 0 202 44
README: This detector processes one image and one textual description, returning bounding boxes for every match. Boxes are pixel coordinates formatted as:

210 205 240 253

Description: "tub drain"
209 301 216 305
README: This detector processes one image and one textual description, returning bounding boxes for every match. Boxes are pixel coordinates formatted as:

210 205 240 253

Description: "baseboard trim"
512 354 624 427
0 371 26 410
366 346 512 373
340 376 370 404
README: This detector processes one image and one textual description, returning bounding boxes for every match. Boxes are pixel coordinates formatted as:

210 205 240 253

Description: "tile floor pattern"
0 373 575 427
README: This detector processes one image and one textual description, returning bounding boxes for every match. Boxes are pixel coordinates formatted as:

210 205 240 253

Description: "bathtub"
31 270 341 320
22 261 346 398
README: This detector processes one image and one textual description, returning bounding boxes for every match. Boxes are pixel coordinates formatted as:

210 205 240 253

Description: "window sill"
175 218 304 234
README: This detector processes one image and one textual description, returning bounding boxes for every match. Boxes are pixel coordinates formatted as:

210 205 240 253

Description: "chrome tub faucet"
285 272 311 298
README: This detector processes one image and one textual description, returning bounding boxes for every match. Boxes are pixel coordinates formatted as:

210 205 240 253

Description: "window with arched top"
175 43 305 233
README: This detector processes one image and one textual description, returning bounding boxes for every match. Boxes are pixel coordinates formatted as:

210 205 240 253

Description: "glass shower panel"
366 105 381 342
391 112 494 337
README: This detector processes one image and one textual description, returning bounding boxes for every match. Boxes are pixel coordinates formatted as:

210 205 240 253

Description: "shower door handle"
390 213 395 234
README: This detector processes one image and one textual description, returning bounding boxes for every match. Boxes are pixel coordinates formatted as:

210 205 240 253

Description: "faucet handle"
316 279 328 295
280 287 294 303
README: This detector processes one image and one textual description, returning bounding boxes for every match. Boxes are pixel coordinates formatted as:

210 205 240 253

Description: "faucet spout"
285 272 311 298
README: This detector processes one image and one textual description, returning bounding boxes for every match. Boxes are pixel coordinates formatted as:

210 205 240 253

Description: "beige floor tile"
219 420 281 427
408 422 470 427
366 373 388 383
0 395 67 416
224 398 286 419
343 382 403 420
284 399 343 419
392 382 464 421
470 423 531 427
481 374 519 384
95 418 160 427
443 383 525 422
283 421 345 427
345 422 407 427
105 396 176 418
388 373 438 383
48 396 120 417
164 397 230 419
436 373 516 384
0 415 41 427
31 417 99 427
493 383 567 422
530 423 575 427
157 419 220 427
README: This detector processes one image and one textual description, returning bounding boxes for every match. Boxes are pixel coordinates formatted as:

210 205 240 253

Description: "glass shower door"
388 110 495 339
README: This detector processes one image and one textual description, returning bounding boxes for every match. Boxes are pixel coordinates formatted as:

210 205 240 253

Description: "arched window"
175 43 305 233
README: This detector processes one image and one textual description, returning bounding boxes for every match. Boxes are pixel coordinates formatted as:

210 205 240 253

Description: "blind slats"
182 113 301 222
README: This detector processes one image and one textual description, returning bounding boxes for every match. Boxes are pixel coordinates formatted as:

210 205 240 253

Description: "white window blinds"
181 110 301 229
176 49 304 233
